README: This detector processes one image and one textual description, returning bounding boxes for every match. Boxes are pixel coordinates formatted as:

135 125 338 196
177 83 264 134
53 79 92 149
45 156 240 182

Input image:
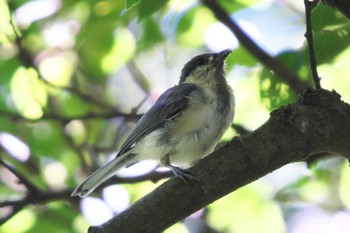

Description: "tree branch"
304 0 322 89
0 110 141 123
201 0 309 94
0 158 39 194
0 189 73 225
88 88 350 233
0 169 172 225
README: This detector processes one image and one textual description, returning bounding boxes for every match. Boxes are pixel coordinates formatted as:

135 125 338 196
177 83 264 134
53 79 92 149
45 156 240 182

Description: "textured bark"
89 89 350 233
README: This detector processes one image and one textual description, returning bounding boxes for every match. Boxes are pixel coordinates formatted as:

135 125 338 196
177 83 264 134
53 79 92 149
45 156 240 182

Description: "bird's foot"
168 165 195 183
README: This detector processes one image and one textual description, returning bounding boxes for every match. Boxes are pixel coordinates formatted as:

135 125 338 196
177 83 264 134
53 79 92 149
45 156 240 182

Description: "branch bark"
88 88 350 233
201 0 309 94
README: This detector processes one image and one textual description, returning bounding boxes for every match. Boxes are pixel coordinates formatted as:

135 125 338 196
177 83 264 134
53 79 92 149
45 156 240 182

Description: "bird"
72 49 235 198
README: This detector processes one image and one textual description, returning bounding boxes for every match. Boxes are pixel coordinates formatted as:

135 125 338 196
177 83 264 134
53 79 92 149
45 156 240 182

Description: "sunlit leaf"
209 183 285 233
10 67 47 119
101 28 136 73
39 52 75 87
165 223 188 233
176 6 216 47
259 68 296 110
77 19 116 78
0 0 12 38
319 46 350 103
259 51 307 109
1 209 36 233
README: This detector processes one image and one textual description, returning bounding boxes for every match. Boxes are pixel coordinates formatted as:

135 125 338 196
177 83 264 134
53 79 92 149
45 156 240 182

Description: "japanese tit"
72 49 234 197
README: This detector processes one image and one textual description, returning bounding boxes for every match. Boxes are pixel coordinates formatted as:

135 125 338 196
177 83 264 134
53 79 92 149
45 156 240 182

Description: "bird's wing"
117 84 199 156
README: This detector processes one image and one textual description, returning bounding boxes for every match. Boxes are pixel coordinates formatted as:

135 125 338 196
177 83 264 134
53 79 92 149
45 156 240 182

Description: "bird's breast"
169 84 233 147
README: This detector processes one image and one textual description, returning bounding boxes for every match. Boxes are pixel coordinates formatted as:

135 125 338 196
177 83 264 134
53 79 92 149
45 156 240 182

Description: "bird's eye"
197 58 206 66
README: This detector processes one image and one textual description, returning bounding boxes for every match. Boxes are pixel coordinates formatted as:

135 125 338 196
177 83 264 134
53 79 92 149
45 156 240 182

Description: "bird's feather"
71 84 200 197
118 84 199 155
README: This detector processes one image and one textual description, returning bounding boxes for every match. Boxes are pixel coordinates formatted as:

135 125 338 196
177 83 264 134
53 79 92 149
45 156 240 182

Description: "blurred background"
1 0 350 232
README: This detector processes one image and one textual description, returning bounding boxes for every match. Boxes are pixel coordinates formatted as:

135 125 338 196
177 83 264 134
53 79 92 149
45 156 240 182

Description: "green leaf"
55 92 90 117
126 0 141 10
1 209 36 233
311 23 350 64
77 19 135 78
10 67 47 119
231 45 257 66
138 0 169 21
259 68 297 110
29 121 70 159
139 17 164 49
176 6 215 47
218 0 248 14
308 3 350 64
26 203 80 233
77 18 117 78
277 51 310 82
0 58 21 111
101 28 136 73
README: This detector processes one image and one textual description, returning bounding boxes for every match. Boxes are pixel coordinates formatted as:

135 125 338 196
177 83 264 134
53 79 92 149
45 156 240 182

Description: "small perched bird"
72 49 235 197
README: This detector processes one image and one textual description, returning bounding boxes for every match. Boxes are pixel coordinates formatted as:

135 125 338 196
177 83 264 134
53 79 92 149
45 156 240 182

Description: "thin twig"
0 158 40 194
0 170 172 223
201 0 309 94
127 61 152 95
110 96 149 153
0 110 142 123
130 95 149 114
304 0 322 89
0 189 72 225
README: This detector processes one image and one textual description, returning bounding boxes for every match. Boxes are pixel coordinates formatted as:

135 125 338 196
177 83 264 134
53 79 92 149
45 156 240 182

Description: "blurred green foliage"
1 0 350 232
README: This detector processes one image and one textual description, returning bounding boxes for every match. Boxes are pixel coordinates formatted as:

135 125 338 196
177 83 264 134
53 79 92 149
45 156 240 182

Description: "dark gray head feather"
179 49 231 83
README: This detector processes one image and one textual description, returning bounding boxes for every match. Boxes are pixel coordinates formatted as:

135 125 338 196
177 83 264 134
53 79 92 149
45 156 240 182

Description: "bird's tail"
71 155 132 198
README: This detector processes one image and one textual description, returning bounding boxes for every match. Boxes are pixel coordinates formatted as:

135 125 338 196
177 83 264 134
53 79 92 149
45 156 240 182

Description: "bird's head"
179 49 231 85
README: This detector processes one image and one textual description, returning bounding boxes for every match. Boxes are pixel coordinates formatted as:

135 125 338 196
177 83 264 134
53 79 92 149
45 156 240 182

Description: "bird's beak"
214 49 232 66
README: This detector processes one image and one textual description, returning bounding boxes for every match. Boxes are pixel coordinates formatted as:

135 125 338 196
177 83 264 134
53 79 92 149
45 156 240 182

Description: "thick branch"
201 0 309 94
89 89 350 233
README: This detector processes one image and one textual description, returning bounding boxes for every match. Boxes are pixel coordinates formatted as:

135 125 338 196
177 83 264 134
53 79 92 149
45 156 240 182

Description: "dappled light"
1 0 350 232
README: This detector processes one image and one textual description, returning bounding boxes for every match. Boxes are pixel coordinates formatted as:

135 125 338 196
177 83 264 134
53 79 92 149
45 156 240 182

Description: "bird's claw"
169 166 195 183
